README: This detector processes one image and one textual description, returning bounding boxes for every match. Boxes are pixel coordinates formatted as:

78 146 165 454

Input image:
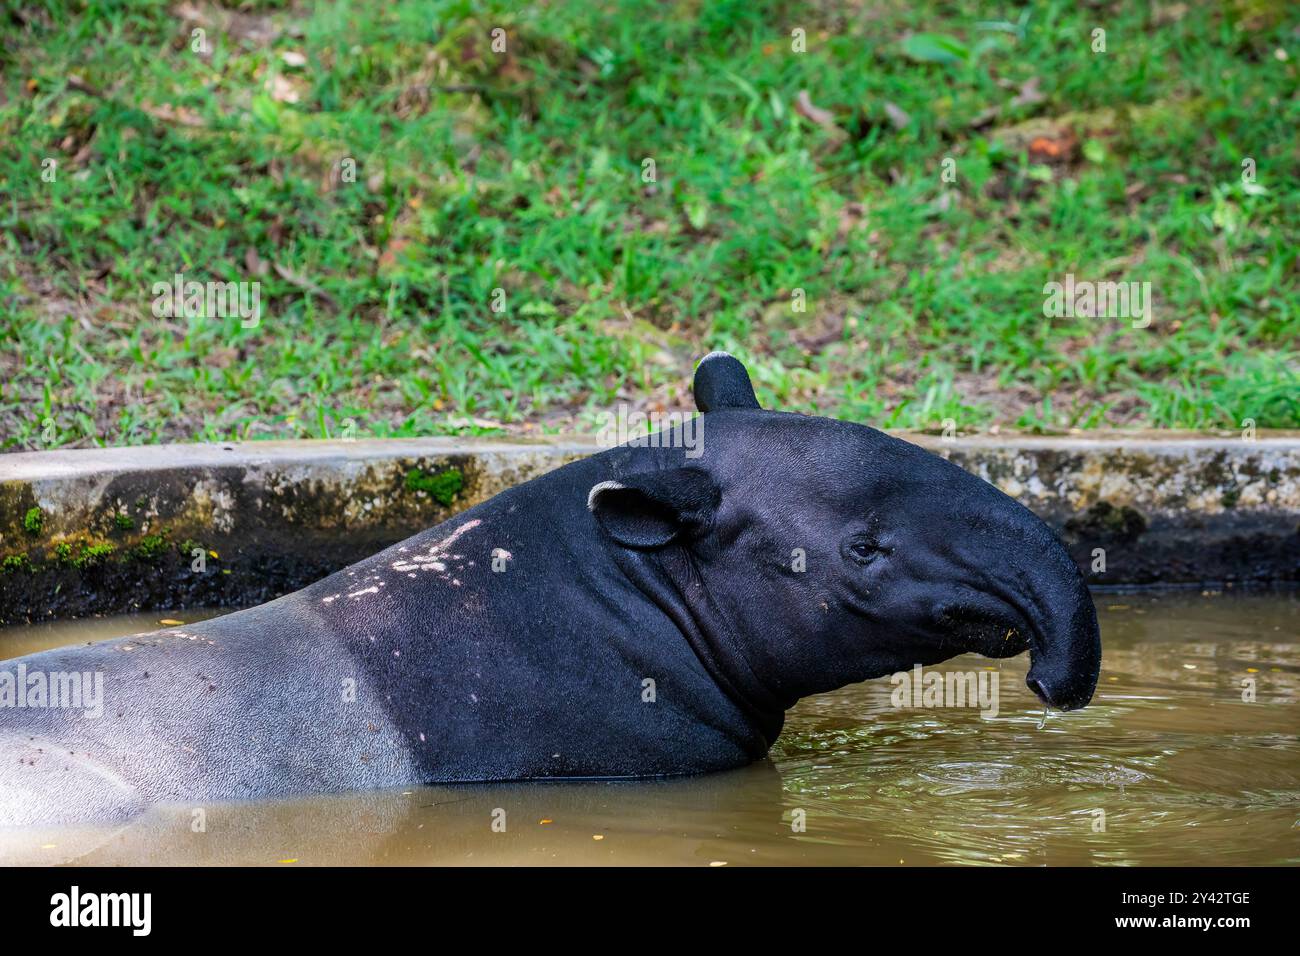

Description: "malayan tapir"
0 353 1100 825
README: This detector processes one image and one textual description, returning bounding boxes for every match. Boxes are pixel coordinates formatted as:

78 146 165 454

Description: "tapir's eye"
842 535 888 566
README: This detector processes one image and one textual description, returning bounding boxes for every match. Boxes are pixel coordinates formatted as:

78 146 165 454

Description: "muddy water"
0 592 1296 866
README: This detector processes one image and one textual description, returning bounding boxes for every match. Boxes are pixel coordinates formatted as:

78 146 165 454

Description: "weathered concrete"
1 432 1296 624
927 433 1299 588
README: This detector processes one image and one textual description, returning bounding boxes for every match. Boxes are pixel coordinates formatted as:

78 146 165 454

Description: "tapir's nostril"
1026 676 1050 705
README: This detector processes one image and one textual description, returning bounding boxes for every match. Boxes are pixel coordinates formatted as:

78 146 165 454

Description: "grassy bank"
1 0 1297 449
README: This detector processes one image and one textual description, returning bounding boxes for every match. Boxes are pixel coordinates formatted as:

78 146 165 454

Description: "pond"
0 591 1296 865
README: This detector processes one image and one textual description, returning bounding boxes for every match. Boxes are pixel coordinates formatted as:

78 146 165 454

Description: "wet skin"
0 354 1100 824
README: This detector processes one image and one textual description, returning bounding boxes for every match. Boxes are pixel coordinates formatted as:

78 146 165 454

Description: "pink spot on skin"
390 520 481 574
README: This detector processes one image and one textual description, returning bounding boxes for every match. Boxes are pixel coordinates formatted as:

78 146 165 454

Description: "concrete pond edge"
1 432 1297 624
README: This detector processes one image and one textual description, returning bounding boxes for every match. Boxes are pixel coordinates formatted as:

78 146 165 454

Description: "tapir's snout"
1020 546 1102 712
936 581 1100 711
1025 610 1100 711
931 489 1102 712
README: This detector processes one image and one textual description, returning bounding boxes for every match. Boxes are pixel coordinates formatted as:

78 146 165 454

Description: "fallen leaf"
377 237 410 271
1027 128 1077 162
245 247 268 277
138 100 205 127
794 90 838 130
266 73 300 104
882 101 912 129
444 416 505 430
174 2 283 44
835 200 866 241
792 312 847 351
1154 3 1188 25
1010 77 1045 109
273 262 338 308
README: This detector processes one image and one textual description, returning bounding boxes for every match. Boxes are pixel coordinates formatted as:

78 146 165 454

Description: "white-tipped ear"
693 351 761 413
588 469 719 549
587 480 627 512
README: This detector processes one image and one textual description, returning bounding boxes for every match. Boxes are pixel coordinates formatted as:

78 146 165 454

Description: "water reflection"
0 591 1296 865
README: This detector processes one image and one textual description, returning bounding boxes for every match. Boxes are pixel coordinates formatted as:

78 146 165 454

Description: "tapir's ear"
587 469 720 549
693 351 761 413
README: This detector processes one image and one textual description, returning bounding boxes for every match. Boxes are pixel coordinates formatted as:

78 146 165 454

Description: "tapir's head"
588 352 1101 714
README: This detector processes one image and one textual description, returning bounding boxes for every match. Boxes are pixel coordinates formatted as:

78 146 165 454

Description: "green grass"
2 0 1297 450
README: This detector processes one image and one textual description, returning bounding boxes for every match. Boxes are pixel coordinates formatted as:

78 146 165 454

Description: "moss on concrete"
0 481 39 544
130 532 170 562
404 466 464 506
53 539 116 569
22 507 42 535
1064 501 1149 544
1 554 31 574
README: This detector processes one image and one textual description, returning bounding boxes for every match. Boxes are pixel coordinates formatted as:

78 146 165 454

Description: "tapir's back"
0 595 422 824
295 449 766 782
0 446 762 825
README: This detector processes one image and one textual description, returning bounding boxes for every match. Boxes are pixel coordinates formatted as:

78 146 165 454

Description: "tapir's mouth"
937 597 1099 712
936 604 1032 659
